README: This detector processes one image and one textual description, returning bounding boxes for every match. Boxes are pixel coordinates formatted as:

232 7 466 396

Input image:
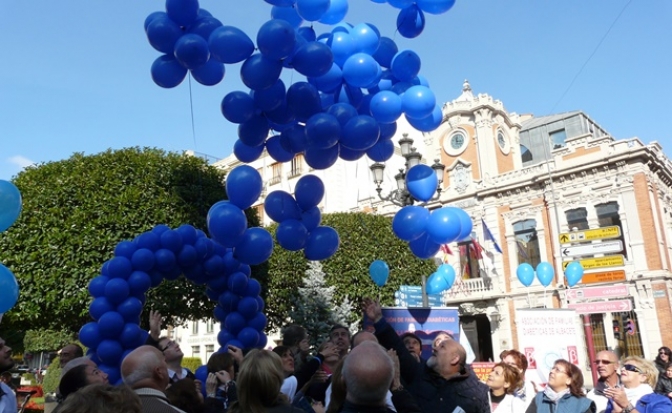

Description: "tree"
0 147 262 350
288 261 355 347
264 212 437 332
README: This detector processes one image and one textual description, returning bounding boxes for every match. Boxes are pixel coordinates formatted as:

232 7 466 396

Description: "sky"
1 0 670 180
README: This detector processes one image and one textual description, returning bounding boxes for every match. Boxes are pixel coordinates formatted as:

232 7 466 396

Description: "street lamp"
370 133 445 207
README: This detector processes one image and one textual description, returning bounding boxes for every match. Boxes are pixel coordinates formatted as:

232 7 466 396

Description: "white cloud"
8 155 35 169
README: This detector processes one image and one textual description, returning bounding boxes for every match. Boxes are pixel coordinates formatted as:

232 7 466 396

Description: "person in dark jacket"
526 359 595 413
654 347 672 377
655 361 672 400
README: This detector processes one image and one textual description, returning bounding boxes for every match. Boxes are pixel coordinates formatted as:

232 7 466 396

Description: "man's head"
157 337 183 364
343 341 394 406
351 331 378 349
121 346 170 391
0 336 13 373
59 344 84 368
281 324 307 349
330 325 351 356
401 333 422 357
594 350 619 381
433 339 466 378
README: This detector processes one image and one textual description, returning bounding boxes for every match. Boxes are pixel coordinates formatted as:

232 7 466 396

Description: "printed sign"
580 270 627 284
559 226 621 244
562 255 625 271
471 361 496 383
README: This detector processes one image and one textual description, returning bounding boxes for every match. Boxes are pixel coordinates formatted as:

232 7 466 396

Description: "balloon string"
188 73 197 151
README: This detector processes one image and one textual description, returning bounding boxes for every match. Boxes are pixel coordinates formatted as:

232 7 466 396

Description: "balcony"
268 176 281 186
287 168 302 179
443 274 496 303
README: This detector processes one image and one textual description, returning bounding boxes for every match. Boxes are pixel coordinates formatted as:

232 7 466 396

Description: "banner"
516 308 581 384
471 361 496 383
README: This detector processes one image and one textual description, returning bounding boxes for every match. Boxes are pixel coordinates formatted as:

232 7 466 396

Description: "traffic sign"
567 299 632 315
559 226 621 244
581 270 626 284
563 255 624 271
566 284 629 301
561 240 623 258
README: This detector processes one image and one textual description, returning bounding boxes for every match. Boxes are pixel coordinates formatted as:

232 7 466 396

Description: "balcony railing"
268 176 281 186
287 168 302 179
443 275 495 303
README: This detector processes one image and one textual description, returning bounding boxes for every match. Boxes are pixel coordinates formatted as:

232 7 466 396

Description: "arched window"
520 144 533 164
514 219 541 267
565 208 589 231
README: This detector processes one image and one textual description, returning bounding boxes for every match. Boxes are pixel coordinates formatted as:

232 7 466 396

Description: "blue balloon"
369 260 390 287
98 311 125 339
426 207 461 244
207 201 247 248
296 0 330 21
145 15 183 54
379 121 397 140
388 0 414 8
455 208 473 241
366 139 395 162
298 26 316 41
219 291 240 313
516 263 535 287
267 103 297 130
89 297 115 321
271 5 304 28
238 327 261 348
326 31 356 68
565 262 585 287
233 139 264 163
257 19 297 61
295 175 325 211
238 115 270 147
127 271 151 296
173 34 210 70
339 146 366 161
0 264 19 313
237 297 260 319
107 256 133 279
266 135 295 162
79 322 102 349
437 263 456 289
426 270 448 295
221 91 256 124
154 249 176 272
131 248 155 272
241 54 283 91
234 228 274 265
276 219 309 251
0 180 21 233
286 82 322 123
253 79 286 112
416 0 456 14
372 37 398 68
306 113 341 149
402 85 436 119
114 241 137 259
188 16 223 40
305 226 340 261
302 206 322 231
292 41 334 78
119 323 144 349
191 59 225 86
144 11 167 32
209 26 255 64
308 63 343 93
264 191 302 222
397 5 425 39
343 53 381 88
117 297 143 322
245 278 262 297
104 278 130 305
136 232 161 251
248 312 268 332
279 124 308 153
166 0 199 26
536 262 554 287
151 54 187 88
327 102 358 126
340 115 380 151
319 0 348 24
226 165 263 209
305 145 340 170
406 164 438 202
225 312 247 335
392 205 429 241
408 233 441 259
88 275 109 298
406 105 442 132
369 91 403 124
391 50 421 82
350 23 380 55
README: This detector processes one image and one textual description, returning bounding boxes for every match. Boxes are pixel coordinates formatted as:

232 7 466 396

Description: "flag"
481 219 503 254
470 239 483 260
440 244 453 255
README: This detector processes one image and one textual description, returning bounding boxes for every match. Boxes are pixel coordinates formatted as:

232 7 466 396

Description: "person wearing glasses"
604 357 672 413
653 347 671 377
587 351 621 413
147 310 195 385
525 359 595 413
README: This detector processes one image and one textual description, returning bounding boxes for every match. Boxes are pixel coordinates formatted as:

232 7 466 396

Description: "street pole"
421 274 429 307
583 314 598 385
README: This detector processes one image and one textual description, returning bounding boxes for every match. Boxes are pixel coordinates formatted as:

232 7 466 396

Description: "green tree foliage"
0 147 261 344
264 212 437 331
42 361 61 394
23 330 76 353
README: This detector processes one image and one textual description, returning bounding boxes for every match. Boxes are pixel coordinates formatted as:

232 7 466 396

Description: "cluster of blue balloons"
516 261 584 288
0 180 22 314
369 0 456 38
426 263 456 294
369 259 390 287
392 205 472 260
265 175 340 260
80 222 269 384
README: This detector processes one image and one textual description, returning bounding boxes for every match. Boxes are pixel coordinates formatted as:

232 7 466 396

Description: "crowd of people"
2 302 672 413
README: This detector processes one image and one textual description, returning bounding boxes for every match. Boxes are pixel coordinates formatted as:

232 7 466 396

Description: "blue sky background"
1 0 670 180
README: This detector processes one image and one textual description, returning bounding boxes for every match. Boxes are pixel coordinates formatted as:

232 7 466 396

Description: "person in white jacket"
486 362 527 413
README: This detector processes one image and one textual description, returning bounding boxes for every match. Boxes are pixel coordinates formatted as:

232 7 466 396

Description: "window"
514 219 541 268
458 239 482 279
192 346 201 358
206 318 214 334
270 162 282 185
596 202 627 259
550 129 567 149
191 321 199 335
205 345 215 362
254 205 264 222
289 155 303 178
566 208 589 231
520 144 533 164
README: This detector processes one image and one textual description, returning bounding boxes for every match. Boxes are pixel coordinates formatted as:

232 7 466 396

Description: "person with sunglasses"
653 347 671 377
525 359 595 413
587 351 621 413
604 356 672 413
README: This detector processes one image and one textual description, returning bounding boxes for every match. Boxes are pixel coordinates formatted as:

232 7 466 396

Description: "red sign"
470 362 496 383
567 299 632 315
567 346 579 364
566 284 629 301
525 347 537 369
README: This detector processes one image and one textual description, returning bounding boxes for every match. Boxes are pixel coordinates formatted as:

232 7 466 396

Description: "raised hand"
149 309 162 341
362 297 383 323
227 344 244 366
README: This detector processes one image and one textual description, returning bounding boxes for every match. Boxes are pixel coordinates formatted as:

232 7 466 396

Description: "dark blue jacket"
407 364 490 413
606 393 672 413
526 391 595 413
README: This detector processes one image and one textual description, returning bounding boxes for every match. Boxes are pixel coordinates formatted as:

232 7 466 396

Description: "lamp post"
370 133 446 207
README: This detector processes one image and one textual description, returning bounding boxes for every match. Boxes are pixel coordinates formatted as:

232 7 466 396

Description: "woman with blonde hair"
486 362 526 412
604 356 672 412
228 349 305 413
